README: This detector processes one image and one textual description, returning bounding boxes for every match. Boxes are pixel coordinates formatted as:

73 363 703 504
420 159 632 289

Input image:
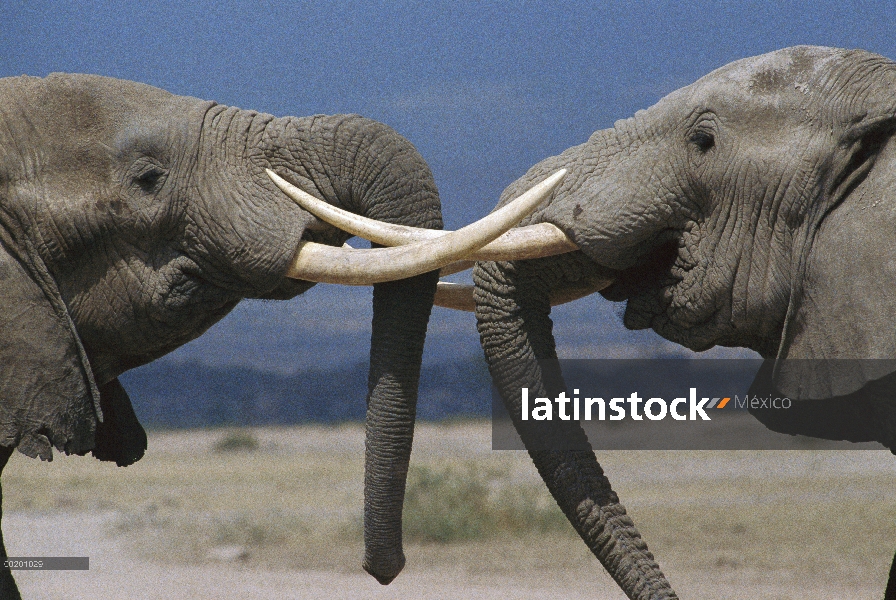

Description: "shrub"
213 429 259 453
402 462 568 543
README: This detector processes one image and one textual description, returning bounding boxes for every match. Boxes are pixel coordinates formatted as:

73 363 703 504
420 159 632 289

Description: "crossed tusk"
270 169 568 285
267 170 579 275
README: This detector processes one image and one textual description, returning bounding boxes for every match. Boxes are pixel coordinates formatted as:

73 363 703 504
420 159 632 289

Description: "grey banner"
492 359 893 451
2 557 89 570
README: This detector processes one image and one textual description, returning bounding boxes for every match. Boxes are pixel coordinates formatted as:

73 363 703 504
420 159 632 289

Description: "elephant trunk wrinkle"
473 258 678 600
362 273 436 584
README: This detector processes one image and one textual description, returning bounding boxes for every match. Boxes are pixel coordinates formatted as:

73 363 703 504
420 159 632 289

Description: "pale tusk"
439 260 475 277
433 278 616 312
345 242 471 277
432 282 478 312
268 168 447 245
457 222 578 261
267 170 579 262
436 224 578 275
280 169 567 285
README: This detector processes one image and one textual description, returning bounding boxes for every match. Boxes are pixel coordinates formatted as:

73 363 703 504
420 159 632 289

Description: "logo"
520 388 790 422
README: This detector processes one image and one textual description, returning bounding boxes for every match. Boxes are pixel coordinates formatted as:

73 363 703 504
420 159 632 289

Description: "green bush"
402 462 569 543
213 429 259 453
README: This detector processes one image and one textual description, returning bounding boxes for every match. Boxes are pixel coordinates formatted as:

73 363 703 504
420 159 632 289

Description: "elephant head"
408 46 896 599
0 73 558 589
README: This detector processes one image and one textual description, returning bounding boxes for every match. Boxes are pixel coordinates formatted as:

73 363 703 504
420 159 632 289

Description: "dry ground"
1 421 893 599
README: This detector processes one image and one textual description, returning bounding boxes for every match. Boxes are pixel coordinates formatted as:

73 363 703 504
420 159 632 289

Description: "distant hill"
121 356 494 429
121 287 758 430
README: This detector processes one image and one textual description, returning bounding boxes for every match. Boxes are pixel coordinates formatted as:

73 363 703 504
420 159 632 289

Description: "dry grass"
2 421 894 596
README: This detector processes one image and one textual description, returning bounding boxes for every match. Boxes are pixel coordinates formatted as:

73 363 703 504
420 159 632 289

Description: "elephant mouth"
596 237 683 304
592 231 732 350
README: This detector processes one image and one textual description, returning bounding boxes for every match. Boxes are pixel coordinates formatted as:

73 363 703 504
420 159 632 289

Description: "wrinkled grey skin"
474 46 896 599
0 73 441 597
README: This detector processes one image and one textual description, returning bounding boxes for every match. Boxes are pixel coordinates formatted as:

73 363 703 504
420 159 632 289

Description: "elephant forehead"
720 46 841 89
648 46 882 122
5 74 204 149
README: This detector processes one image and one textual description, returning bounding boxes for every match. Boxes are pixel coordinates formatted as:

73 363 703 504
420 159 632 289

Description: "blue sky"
3 2 895 370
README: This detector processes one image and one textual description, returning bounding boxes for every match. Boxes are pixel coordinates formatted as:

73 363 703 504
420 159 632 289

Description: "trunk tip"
363 552 406 585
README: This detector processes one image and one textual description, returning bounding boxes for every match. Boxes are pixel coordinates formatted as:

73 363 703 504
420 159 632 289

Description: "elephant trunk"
473 255 677 600
363 272 436 582
266 114 443 583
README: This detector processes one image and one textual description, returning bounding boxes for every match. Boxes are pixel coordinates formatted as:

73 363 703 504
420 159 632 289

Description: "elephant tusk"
283 170 568 285
434 278 616 312
432 282 478 312
439 260 476 277
267 170 579 263
461 222 579 260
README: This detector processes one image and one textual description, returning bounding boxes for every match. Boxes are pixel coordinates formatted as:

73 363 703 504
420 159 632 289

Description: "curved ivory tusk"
280 169 567 285
267 170 579 262
434 278 616 312
459 222 578 261
439 260 476 277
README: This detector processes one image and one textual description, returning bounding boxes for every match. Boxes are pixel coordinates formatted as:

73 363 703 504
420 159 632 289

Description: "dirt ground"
5 511 619 600
6 511 886 599
2 422 894 599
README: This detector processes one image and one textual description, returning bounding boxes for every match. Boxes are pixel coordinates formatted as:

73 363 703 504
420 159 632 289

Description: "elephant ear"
773 112 896 399
750 94 896 448
0 237 102 461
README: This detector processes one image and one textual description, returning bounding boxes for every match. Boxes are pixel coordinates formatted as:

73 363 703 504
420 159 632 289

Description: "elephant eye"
689 131 715 152
132 163 168 193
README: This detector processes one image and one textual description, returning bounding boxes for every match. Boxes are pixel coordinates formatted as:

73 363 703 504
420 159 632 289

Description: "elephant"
0 72 566 598
297 46 896 599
